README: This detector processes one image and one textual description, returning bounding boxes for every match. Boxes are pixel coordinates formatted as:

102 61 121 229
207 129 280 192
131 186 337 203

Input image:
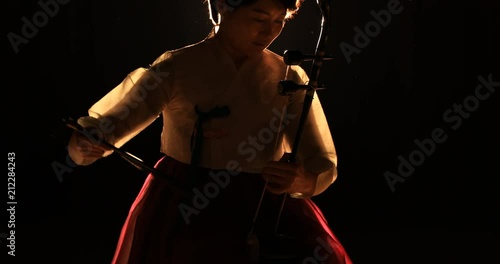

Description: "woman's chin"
253 42 268 49
247 46 266 56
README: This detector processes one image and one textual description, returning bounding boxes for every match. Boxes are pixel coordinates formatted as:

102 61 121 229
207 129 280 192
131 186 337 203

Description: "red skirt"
111 155 352 264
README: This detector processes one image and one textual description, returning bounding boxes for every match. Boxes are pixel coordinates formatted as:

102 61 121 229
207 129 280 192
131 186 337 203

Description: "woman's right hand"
68 130 111 166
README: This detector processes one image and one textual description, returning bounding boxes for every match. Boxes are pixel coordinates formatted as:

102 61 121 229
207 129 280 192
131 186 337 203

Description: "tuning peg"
278 80 327 96
283 50 333 65
278 80 308 95
316 86 326 91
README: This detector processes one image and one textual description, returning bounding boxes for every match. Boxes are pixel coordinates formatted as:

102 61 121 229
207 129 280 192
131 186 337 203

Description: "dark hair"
207 0 302 26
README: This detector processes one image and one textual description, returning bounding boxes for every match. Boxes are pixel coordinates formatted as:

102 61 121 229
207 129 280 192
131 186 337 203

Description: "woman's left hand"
261 153 316 196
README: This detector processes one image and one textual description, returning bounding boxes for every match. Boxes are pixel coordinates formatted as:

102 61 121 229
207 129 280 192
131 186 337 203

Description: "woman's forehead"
244 0 287 13
250 6 286 17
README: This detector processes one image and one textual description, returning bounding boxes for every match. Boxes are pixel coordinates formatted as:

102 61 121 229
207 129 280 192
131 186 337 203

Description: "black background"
4 0 499 263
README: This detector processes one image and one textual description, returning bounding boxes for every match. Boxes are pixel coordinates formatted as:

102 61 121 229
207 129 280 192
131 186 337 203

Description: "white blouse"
71 37 338 195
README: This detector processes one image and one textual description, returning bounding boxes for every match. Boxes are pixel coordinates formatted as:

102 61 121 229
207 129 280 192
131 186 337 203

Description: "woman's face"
219 0 287 57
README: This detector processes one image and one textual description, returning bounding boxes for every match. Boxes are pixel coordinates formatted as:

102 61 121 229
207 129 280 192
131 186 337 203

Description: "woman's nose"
259 23 275 37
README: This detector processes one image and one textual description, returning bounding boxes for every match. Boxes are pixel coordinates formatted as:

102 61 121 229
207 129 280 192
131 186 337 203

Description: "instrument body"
252 0 334 262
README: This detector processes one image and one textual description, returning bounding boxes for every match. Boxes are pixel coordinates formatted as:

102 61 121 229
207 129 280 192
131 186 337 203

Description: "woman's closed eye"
253 18 284 25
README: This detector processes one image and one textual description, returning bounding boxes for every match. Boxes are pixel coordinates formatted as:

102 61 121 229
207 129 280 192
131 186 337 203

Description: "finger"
77 135 110 151
77 143 108 154
76 139 106 157
261 166 290 178
265 161 298 172
266 182 287 195
76 139 103 152
78 146 105 158
262 173 291 186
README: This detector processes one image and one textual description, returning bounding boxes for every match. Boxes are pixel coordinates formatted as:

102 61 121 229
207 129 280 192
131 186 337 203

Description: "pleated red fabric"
111 155 352 264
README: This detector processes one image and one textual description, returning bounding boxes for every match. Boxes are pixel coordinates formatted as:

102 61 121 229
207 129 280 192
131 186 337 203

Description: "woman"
68 0 352 263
